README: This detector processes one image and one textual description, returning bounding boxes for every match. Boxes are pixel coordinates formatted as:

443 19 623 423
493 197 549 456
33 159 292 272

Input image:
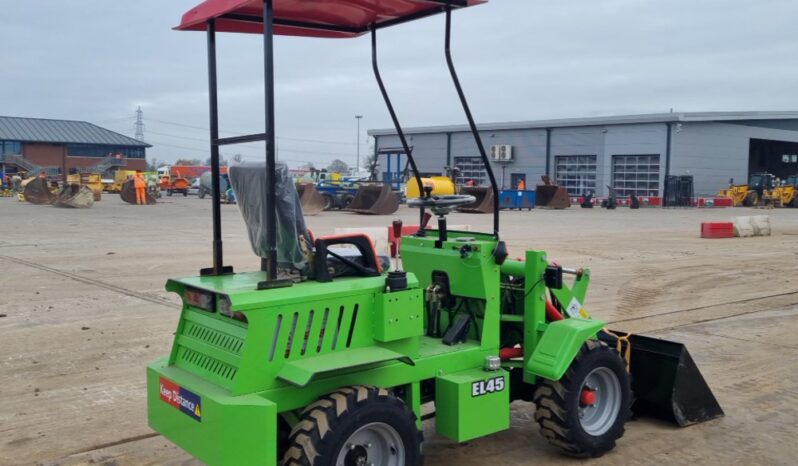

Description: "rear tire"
283 386 422 466
743 191 758 207
533 340 631 458
322 194 334 211
342 194 355 209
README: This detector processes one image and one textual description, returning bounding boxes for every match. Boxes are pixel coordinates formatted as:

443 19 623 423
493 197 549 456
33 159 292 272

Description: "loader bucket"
23 178 57 205
345 184 399 215
535 185 571 209
455 186 495 213
120 179 156 205
599 331 724 426
54 185 94 209
296 183 325 216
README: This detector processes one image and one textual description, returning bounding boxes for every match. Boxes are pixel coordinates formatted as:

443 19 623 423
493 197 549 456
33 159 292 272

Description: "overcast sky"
3 0 797 168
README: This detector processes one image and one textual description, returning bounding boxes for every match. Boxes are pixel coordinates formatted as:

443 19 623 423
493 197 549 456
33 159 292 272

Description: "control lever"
391 219 403 272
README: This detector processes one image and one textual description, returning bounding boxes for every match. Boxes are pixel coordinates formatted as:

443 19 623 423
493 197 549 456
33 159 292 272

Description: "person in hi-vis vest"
133 170 147 205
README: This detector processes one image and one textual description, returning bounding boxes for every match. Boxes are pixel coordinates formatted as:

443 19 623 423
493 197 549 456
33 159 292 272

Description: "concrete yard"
2 195 798 466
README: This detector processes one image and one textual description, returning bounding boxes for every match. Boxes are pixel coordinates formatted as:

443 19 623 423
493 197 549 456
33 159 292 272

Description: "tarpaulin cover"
177 0 486 38
229 162 312 273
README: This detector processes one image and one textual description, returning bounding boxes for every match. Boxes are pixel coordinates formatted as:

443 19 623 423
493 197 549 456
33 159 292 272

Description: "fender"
526 318 604 381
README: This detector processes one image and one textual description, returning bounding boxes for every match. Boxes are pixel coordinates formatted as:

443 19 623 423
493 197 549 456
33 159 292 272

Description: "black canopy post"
200 19 231 276
444 6 500 237
371 26 428 228
260 0 279 281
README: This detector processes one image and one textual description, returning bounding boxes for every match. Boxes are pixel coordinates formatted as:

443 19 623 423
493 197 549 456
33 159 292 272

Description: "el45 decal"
471 376 505 397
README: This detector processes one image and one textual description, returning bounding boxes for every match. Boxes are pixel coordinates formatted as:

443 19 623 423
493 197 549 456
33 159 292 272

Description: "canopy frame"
192 0 498 283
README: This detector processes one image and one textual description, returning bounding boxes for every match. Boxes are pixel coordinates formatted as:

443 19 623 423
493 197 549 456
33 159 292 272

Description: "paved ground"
2 195 798 465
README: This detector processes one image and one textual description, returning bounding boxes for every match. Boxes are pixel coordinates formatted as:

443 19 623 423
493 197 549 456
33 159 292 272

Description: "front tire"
533 340 631 458
283 386 422 466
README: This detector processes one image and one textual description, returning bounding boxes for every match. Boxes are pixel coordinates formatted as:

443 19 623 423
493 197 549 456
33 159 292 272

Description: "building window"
453 156 487 186
612 154 660 197
67 144 145 159
0 140 22 155
555 155 597 195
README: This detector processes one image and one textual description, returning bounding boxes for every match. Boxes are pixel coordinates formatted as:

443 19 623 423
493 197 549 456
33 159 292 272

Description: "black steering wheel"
407 194 476 215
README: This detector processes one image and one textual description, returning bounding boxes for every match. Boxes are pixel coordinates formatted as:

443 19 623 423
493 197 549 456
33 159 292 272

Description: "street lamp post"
355 115 363 174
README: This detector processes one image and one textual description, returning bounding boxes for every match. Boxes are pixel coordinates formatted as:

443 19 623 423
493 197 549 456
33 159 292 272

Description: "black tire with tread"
744 191 758 207
532 340 632 458
321 194 334 211
282 385 423 466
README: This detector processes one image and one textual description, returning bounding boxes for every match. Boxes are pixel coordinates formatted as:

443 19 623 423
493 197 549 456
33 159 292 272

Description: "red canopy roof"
176 0 486 38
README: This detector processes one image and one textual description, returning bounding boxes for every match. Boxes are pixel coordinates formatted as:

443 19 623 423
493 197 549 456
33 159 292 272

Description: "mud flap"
345 184 399 215
456 186 495 213
599 331 724 426
296 183 325 216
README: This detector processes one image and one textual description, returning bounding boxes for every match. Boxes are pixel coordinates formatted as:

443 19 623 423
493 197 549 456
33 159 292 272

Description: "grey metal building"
369 111 798 197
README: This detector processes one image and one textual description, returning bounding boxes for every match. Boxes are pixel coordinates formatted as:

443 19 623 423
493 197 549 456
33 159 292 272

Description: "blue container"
499 190 535 210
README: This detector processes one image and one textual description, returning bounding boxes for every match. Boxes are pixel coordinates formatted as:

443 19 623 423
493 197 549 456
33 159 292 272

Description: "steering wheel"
407 194 476 215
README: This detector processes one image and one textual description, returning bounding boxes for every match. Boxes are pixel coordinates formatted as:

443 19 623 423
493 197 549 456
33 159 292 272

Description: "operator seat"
228 162 387 281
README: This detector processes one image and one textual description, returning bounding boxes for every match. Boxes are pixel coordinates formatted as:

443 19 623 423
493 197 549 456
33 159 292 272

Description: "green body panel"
435 368 510 442
374 288 424 341
147 359 277 466
148 229 603 465
400 231 502 349
277 346 413 387
526 318 605 380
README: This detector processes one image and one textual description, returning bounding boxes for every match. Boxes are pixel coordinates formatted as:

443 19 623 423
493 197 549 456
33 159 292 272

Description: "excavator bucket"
599 331 724 426
535 176 571 209
120 179 156 205
296 183 325 216
23 178 57 205
54 185 95 209
345 184 399 215
455 186 495 213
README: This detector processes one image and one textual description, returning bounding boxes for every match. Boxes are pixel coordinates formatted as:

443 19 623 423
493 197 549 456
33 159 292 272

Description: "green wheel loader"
147 1 723 465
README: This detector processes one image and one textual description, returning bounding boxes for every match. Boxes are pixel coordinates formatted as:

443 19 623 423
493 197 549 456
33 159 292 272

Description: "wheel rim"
578 367 621 436
335 422 404 466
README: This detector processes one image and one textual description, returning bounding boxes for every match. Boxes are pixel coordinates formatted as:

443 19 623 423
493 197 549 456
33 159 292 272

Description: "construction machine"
162 174 191 196
147 2 723 466
769 175 798 208
66 173 103 201
718 173 777 207
717 179 749 207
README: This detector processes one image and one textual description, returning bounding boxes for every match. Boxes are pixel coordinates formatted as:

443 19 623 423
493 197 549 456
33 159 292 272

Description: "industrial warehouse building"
0 116 150 178
369 111 798 198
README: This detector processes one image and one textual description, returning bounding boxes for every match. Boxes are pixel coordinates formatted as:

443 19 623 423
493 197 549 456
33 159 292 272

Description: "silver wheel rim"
578 367 622 436
336 422 404 466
